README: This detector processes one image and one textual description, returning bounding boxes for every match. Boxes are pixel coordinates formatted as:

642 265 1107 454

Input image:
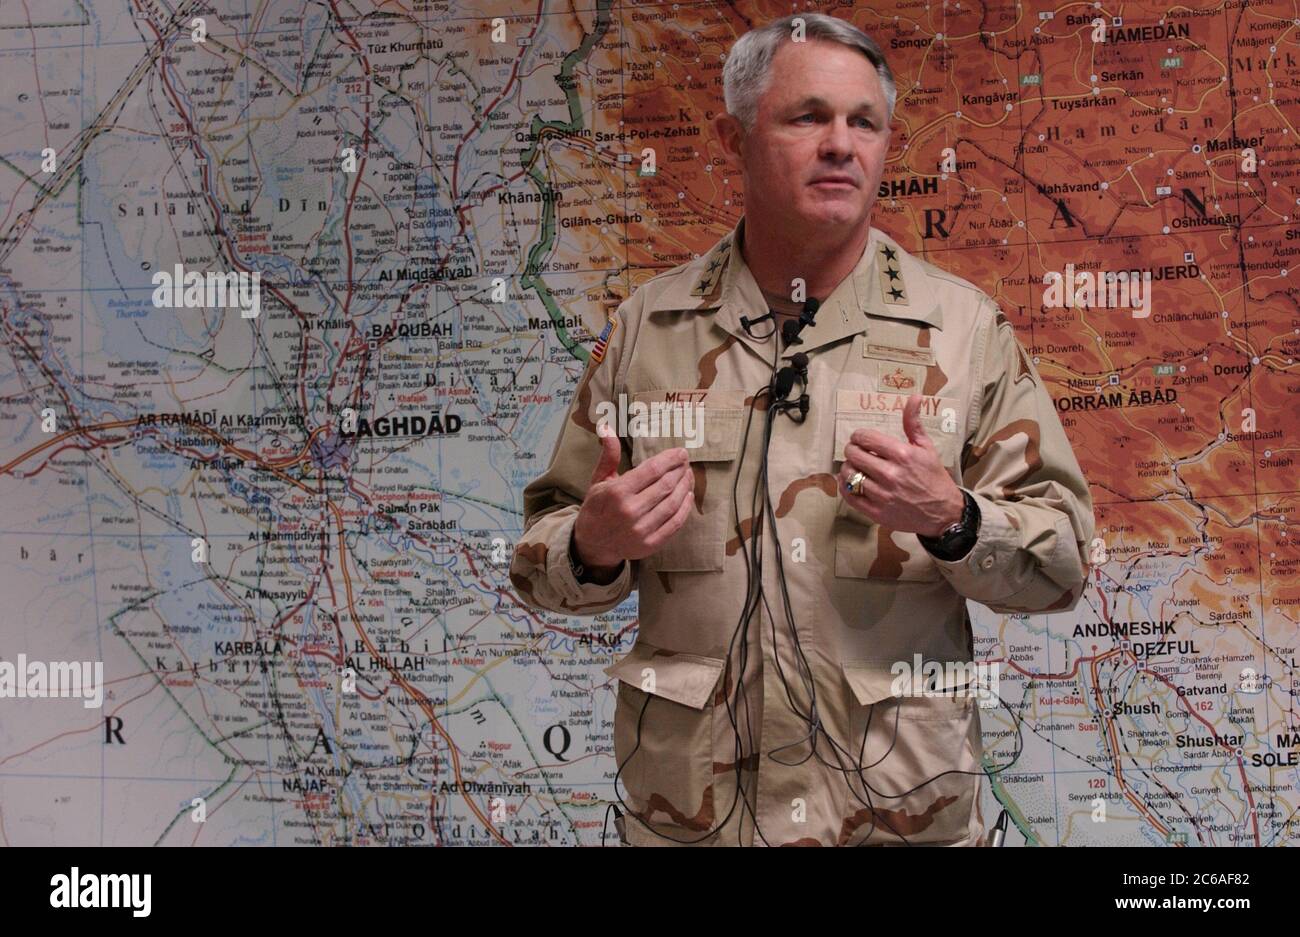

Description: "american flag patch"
591 316 617 363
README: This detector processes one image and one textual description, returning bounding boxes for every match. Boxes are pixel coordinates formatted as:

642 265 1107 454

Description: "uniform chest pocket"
831 410 955 581
629 395 744 572
833 390 964 474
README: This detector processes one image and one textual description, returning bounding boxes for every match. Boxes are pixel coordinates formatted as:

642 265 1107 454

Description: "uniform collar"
650 216 944 360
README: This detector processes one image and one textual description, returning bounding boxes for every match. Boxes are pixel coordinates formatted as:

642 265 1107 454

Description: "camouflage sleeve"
508 299 639 616
926 298 1096 613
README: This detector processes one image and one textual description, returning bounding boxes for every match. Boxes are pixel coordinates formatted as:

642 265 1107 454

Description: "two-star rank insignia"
691 236 732 298
878 243 908 305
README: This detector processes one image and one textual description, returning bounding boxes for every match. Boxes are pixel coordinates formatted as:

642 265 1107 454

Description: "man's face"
727 39 891 237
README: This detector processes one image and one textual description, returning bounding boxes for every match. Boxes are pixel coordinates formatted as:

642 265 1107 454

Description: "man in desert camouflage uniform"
510 14 1094 846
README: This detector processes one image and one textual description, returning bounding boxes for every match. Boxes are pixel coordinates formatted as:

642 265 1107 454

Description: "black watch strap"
919 490 980 561
568 527 589 581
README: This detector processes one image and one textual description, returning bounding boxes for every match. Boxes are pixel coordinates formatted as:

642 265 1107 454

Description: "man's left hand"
839 393 963 537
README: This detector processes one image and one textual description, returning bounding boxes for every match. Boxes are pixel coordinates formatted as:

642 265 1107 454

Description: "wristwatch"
918 489 980 561
568 528 589 581
569 528 619 584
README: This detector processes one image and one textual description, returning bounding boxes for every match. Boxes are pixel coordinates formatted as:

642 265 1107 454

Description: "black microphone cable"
753 427 1031 844
610 294 1027 846
610 304 791 846
741 295 1030 845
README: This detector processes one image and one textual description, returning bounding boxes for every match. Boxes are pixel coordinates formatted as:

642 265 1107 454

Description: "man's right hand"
572 423 695 578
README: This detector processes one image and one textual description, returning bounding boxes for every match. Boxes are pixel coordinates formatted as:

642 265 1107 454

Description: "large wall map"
0 0 1296 846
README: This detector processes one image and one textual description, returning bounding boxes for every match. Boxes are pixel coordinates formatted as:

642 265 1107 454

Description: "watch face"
936 527 976 560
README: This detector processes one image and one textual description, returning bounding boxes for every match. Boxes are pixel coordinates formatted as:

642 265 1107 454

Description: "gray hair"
723 13 896 132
